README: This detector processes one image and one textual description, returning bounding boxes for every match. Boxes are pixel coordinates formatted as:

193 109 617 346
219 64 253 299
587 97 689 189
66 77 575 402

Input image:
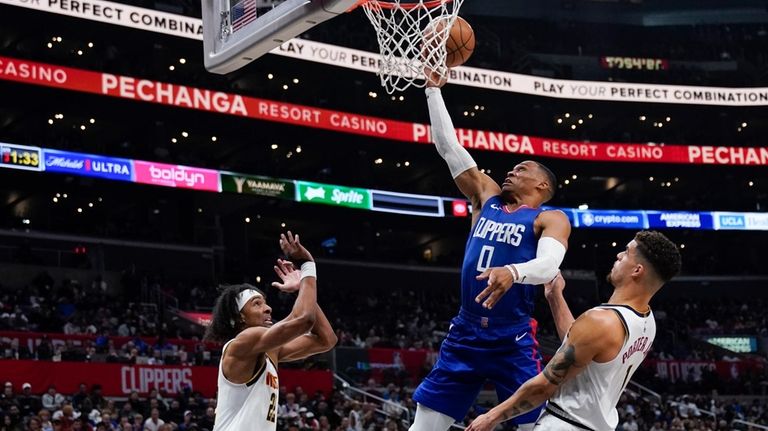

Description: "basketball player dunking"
409 81 571 430
467 231 682 431
205 232 337 431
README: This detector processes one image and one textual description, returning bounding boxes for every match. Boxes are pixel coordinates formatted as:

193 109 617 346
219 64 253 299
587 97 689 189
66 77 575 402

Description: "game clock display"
0 143 42 171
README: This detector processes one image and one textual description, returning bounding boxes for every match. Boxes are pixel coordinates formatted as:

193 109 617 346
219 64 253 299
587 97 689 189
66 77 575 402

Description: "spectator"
41 386 64 411
143 409 164 431
279 393 300 422
28 416 43 431
177 411 195 431
0 382 16 412
302 411 320 430
17 383 40 417
198 407 215 430
71 384 89 411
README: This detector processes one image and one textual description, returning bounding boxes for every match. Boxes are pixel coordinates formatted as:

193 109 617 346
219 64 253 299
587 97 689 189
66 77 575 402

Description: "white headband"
236 289 263 311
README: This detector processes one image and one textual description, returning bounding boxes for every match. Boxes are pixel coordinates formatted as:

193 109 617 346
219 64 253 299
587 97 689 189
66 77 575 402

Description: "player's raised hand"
475 266 516 309
544 271 565 300
271 259 301 293
424 65 448 87
465 413 500 431
279 231 314 263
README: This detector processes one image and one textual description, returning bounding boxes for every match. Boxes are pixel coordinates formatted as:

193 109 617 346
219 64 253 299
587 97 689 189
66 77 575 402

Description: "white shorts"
533 411 591 431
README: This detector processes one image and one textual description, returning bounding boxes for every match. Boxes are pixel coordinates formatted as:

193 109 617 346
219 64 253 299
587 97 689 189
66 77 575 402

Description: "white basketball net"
361 0 464 93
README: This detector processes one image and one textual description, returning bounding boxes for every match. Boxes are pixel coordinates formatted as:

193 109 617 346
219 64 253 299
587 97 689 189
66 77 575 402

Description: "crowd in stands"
612 391 768 431
0 379 418 431
2 274 768 364
2 271 768 430
2 374 768 430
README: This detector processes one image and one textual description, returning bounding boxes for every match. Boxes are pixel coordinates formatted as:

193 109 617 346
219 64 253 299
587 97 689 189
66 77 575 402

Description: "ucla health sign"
714 212 747 230
574 210 647 229
43 149 133 181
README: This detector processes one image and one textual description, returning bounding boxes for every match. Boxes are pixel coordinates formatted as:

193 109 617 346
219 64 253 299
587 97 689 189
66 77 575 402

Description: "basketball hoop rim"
357 0 452 11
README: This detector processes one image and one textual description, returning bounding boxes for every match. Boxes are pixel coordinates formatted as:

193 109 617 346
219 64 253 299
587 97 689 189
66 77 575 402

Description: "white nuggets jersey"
213 340 279 431
538 305 655 431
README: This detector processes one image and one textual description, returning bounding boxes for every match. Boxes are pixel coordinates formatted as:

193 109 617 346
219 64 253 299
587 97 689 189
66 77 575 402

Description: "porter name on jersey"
472 217 526 246
622 336 651 364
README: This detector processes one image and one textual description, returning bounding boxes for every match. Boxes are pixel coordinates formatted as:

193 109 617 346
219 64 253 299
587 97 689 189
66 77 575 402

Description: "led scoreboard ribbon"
0 144 766 229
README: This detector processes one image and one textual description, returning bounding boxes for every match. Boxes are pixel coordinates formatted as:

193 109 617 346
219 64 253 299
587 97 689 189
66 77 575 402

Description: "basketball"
445 17 475 68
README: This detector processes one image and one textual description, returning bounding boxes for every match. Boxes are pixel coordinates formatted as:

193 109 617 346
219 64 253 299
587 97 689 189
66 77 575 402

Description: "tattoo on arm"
501 400 534 421
542 344 576 386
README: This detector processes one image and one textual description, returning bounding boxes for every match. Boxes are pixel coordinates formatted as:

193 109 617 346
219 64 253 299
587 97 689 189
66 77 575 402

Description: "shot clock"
0 143 42 171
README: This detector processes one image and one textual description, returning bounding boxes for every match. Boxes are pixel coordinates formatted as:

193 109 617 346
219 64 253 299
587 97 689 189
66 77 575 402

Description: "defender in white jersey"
467 231 681 431
204 232 337 431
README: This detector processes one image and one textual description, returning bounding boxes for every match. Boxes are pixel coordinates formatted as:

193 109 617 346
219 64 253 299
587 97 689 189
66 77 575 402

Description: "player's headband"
236 289 263 311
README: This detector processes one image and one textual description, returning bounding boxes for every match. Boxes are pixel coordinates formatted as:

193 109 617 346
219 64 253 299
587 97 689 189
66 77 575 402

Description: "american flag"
231 0 258 32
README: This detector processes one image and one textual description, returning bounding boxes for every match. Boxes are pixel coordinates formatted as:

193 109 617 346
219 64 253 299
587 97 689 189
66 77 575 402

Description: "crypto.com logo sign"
134 161 219 191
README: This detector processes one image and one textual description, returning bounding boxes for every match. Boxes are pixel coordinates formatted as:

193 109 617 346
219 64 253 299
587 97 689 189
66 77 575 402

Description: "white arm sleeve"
509 237 566 285
425 87 477 179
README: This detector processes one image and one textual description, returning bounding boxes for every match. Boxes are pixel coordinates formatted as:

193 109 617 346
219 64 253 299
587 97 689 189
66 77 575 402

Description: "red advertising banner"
1 56 767 166
134 161 219 191
0 360 332 397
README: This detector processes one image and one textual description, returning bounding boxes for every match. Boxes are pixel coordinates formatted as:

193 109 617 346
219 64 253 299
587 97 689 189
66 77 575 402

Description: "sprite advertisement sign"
296 181 371 210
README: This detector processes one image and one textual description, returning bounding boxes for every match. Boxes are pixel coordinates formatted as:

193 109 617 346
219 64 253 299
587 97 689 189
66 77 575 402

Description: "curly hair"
203 284 265 343
634 231 682 283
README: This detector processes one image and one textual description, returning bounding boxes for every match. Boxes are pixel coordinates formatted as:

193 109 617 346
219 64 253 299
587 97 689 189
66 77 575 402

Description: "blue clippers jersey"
461 196 542 321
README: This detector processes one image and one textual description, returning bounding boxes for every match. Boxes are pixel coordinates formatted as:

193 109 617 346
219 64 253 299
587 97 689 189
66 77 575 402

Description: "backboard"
202 0 361 74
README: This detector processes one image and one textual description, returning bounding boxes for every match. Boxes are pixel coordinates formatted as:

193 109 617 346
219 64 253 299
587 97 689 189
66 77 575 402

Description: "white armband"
508 237 566 285
425 87 477 179
300 262 317 280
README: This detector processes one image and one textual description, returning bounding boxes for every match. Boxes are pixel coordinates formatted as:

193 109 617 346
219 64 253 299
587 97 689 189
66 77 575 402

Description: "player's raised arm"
425 83 500 211
227 232 318 360
544 272 575 342
270 259 337 362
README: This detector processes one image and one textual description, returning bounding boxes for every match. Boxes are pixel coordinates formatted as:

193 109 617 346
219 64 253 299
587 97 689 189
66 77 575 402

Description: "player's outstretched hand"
475 267 515 309
271 259 300 293
466 413 499 431
424 64 447 88
279 231 314 263
544 271 565 300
